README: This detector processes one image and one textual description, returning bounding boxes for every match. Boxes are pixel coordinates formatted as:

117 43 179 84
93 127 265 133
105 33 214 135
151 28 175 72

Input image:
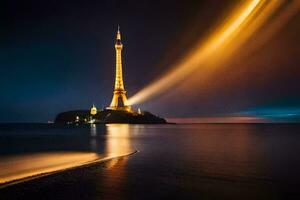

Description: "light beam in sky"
127 0 300 106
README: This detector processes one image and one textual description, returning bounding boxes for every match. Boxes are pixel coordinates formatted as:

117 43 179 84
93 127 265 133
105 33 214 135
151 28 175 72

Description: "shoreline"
0 150 138 189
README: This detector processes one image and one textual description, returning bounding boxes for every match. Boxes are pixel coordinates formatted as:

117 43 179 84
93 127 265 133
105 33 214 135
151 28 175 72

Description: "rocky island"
55 109 167 124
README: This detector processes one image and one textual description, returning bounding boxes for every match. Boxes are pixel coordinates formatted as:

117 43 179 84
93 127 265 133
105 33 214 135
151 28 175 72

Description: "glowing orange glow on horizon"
127 0 300 106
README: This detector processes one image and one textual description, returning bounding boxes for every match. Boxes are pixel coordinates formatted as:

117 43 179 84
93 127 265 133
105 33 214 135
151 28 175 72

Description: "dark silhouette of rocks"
55 109 167 124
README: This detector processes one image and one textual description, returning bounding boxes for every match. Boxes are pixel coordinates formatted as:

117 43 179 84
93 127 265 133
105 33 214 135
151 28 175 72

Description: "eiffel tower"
107 26 131 112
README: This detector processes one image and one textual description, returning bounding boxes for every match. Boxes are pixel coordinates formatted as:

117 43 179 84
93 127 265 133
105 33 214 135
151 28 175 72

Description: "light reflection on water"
96 124 132 200
0 124 134 184
90 124 97 137
105 124 133 157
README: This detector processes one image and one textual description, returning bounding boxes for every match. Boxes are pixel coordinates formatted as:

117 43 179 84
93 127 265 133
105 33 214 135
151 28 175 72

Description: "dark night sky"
0 0 299 122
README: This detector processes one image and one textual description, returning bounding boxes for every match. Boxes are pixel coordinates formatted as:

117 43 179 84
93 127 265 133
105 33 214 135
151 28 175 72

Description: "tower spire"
117 25 121 40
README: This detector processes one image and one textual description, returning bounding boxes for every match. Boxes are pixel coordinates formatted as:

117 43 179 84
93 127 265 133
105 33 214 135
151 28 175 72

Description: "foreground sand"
0 151 136 189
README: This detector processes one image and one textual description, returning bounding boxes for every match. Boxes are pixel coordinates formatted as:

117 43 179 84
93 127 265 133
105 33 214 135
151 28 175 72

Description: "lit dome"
90 104 97 115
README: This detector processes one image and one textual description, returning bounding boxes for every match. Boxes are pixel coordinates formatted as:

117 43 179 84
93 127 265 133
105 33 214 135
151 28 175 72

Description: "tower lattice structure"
107 26 131 111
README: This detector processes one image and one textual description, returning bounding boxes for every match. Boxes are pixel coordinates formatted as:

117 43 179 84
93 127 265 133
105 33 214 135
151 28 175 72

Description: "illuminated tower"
107 26 131 111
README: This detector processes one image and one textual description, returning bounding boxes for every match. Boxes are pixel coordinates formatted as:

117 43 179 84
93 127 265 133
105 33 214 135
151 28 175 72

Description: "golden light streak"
241 0 300 56
0 152 99 184
127 0 263 104
127 0 298 106
215 0 282 61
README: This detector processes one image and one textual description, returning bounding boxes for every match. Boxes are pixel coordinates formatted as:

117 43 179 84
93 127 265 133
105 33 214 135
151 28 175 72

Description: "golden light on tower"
107 26 131 112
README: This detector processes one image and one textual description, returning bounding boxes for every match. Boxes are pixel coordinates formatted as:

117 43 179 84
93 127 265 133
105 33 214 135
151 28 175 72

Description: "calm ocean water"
1 123 300 199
